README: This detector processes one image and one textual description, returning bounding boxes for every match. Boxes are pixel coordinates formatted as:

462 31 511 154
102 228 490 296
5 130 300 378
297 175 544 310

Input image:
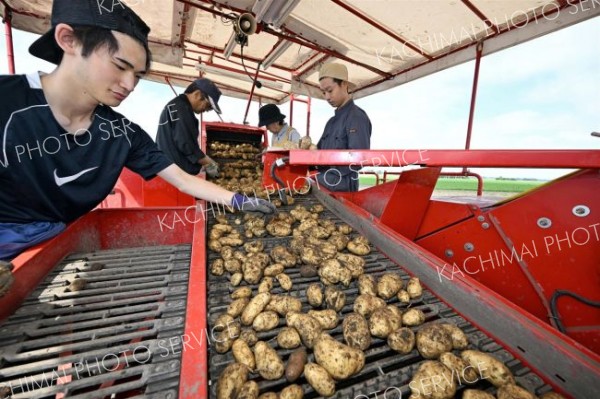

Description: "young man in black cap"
156 79 221 177
0 0 275 260
317 63 371 192
258 104 301 149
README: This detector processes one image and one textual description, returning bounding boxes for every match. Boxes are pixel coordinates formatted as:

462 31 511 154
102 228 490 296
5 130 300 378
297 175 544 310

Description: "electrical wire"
549 290 600 333
240 44 262 88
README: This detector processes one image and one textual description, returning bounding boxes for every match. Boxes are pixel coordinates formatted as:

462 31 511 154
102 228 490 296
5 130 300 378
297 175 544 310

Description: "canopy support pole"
2 4 15 75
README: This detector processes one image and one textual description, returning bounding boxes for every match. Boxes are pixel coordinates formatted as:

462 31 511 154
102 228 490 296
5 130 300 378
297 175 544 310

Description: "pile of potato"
210 204 560 399
210 141 261 159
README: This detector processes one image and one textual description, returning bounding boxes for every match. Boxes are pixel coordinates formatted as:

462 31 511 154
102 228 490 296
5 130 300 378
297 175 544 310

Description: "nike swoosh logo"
54 167 99 187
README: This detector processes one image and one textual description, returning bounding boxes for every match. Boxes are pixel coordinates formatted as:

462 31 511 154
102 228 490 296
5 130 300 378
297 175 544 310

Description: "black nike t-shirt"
0 73 173 223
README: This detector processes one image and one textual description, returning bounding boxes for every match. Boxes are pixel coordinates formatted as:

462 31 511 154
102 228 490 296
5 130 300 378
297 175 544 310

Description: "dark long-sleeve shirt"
156 94 206 175
317 99 371 191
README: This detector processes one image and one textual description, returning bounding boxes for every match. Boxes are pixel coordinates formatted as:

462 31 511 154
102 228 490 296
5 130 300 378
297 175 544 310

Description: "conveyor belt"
0 245 191 399
206 196 553 398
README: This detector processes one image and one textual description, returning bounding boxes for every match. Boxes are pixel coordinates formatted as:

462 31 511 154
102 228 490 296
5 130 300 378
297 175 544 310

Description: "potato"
338 224 353 234
377 273 403 299
462 390 495 399
388 327 415 354
266 295 302 316
233 250 246 261
220 236 244 247
239 328 258 347
416 324 453 359
258 276 274 293
276 273 293 291
497 384 537 399
271 246 297 267
440 323 469 349
280 384 303 399
314 333 365 380
232 339 256 371
244 240 264 253
227 297 249 318
307 283 323 307
300 245 322 266
324 286 346 312
231 286 252 299
264 263 285 277
285 347 307 383
347 239 370 255
358 274 377 296
254 341 285 380
258 393 278 399
369 307 397 339
353 294 386 318
214 314 235 332
286 312 322 348
308 309 339 330
319 259 352 286
230 272 243 286
241 292 271 326
215 329 235 353
310 203 325 213
397 289 410 304
386 305 403 329
237 380 260 399
409 360 456 399
220 246 234 260
304 362 335 397
461 350 515 387
439 352 478 384
253 311 280 332
208 239 223 252
402 308 426 326
300 264 318 278
216 362 248 399
243 260 264 285
336 253 365 277
277 327 302 349
407 277 423 298
210 259 224 275
266 221 292 237
343 313 371 351
224 258 242 273
328 232 350 251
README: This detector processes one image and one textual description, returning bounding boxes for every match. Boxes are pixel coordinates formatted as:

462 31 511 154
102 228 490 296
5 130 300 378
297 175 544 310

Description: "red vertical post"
306 96 311 137
4 7 15 75
289 94 295 126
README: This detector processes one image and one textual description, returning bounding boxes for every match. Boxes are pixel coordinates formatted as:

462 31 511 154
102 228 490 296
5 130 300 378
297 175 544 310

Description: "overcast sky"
1 16 598 180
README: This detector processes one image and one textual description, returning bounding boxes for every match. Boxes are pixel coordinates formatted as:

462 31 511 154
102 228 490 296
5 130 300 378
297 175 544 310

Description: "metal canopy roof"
2 0 599 103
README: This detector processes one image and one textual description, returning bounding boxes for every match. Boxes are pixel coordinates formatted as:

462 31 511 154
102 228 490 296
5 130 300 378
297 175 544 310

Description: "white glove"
204 162 219 178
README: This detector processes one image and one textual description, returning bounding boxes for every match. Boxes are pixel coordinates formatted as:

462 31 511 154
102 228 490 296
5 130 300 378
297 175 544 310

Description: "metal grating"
206 196 553 398
0 245 191 399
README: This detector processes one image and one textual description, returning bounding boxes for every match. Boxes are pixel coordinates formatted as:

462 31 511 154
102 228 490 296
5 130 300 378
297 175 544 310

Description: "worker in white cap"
317 63 371 192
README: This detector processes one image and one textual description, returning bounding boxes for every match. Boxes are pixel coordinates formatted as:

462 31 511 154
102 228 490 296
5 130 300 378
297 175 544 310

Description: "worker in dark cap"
317 63 371 192
258 104 301 149
156 78 221 177
0 0 275 261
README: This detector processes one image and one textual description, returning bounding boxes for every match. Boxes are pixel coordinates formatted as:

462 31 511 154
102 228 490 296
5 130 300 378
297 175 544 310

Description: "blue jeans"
0 221 66 260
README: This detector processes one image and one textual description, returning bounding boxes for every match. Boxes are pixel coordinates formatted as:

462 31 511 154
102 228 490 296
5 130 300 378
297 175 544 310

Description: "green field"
359 176 544 192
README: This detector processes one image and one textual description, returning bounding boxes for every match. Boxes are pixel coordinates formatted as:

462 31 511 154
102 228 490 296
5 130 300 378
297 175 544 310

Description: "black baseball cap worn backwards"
29 0 150 65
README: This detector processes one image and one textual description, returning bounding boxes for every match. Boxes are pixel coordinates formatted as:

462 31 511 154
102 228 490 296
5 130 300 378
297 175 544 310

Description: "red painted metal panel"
288 149 600 168
179 203 208 399
0 209 193 323
337 168 441 239
416 170 600 353
142 176 196 207
416 200 475 238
